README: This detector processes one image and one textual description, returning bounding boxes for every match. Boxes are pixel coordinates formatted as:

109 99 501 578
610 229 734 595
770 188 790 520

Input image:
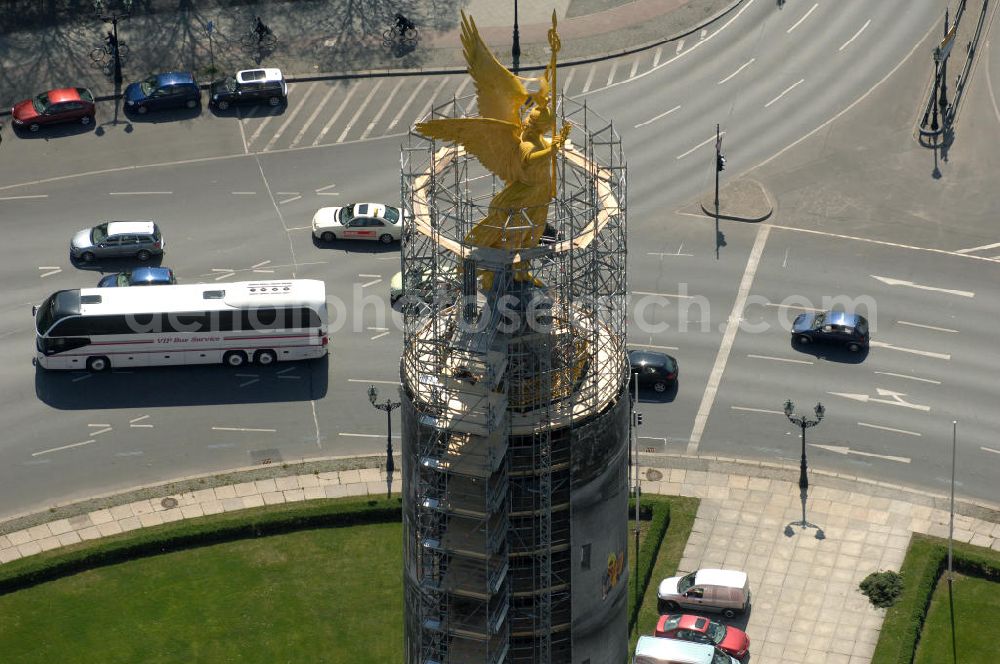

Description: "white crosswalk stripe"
338 79 383 142
361 78 405 139
265 82 320 151
386 78 427 131
312 84 359 146
290 85 337 148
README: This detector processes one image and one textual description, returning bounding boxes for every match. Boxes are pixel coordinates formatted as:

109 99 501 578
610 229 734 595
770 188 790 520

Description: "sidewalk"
0 0 740 110
2 453 998 664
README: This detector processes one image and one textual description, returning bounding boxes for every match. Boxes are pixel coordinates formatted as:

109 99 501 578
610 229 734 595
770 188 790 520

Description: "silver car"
70 221 164 262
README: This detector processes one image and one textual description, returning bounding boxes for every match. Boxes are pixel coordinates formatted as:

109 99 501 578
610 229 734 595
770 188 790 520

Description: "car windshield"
32 93 50 114
856 318 869 335
117 273 131 287
384 206 400 223
222 77 238 92
811 312 826 329
706 621 726 643
140 76 158 96
676 572 696 593
91 224 108 244
712 651 731 664
339 205 354 223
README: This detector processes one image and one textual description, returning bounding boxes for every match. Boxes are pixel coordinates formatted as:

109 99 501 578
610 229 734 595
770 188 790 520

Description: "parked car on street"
791 309 870 352
655 614 750 661
628 349 678 392
657 569 751 619
633 635 739 664
312 203 404 244
124 72 200 114
71 221 165 262
10 87 95 132
209 68 287 110
97 266 176 287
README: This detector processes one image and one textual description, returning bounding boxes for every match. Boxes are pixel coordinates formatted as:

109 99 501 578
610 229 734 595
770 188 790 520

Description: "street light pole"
783 400 825 537
512 0 521 74
368 385 401 499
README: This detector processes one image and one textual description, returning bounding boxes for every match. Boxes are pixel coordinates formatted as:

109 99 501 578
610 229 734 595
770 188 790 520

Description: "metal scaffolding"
401 91 627 664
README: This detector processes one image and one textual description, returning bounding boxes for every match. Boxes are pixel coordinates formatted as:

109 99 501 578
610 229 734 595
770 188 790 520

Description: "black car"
791 310 870 352
124 71 200 115
210 68 287 110
628 349 678 392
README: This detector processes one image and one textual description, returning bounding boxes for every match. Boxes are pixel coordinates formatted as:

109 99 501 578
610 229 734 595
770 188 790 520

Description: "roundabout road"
1 0 997 517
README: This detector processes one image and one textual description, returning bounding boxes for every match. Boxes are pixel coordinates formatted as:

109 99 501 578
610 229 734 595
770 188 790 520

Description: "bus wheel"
254 349 277 366
86 356 111 372
223 351 247 367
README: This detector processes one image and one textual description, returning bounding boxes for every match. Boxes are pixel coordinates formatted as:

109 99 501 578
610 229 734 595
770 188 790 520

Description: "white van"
657 568 751 618
633 636 739 664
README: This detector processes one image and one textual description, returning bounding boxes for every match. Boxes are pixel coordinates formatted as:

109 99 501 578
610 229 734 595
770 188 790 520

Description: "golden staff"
548 11 560 197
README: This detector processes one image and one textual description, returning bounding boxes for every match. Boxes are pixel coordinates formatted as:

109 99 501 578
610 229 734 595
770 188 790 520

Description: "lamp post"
368 385 401 498
783 399 825 537
94 0 133 86
512 0 521 74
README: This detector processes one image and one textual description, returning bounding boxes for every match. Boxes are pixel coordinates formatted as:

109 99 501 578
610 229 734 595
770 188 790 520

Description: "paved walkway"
2 454 998 664
0 0 740 110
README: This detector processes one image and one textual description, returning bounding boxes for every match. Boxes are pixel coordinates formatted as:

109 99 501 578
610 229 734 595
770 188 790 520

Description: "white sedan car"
311 203 403 244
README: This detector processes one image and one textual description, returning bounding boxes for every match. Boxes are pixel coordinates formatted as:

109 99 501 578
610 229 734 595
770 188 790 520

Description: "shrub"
860 570 904 608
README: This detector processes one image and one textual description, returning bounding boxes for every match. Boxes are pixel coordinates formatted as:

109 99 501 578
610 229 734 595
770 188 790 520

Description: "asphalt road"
1 0 998 517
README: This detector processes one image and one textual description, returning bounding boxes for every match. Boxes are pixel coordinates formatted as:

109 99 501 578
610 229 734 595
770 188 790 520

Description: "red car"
11 87 96 132
655 613 750 661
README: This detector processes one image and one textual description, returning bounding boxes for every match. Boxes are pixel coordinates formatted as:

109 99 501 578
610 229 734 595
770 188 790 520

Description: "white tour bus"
33 280 328 371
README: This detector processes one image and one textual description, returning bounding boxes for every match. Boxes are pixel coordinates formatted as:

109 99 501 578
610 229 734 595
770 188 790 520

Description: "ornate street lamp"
783 399 825 538
94 0 133 86
368 385 401 498
512 0 521 74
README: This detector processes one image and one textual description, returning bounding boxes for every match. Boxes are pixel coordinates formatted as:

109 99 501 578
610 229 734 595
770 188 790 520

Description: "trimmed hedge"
627 496 672 633
0 496 401 596
871 533 1000 664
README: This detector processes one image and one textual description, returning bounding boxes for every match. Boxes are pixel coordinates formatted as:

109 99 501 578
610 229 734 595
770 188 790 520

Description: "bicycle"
382 23 418 50
90 41 129 65
241 26 277 51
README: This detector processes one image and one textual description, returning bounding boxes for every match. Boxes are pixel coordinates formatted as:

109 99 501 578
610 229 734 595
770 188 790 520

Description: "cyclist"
394 12 415 33
105 30 117 52
254 16 272 42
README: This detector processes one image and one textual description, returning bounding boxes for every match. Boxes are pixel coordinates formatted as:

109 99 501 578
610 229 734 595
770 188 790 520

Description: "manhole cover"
645 469 663 481
160 497 179 509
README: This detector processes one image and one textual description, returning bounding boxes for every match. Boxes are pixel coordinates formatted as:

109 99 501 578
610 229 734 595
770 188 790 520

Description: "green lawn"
913 572 998 664
0 523 403 664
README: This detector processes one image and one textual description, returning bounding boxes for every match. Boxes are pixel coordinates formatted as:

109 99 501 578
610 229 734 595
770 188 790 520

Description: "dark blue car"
792 310 870 352
124 72 200 115
97 267 176 288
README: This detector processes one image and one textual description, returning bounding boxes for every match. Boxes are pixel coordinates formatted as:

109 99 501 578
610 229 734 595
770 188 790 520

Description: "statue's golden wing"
416 117 521 184
461 11 529 125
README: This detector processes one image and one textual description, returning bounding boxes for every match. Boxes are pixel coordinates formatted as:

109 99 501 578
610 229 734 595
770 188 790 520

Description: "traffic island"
698 177 773 222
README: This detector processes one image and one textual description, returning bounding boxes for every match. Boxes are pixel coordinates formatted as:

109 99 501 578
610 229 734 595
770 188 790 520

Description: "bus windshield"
36 294 57 335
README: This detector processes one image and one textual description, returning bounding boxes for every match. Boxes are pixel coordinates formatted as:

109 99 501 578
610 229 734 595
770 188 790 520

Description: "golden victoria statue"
416 11 570 290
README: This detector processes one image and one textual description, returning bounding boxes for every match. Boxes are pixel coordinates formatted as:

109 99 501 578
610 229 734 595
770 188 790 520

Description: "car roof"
634 636 715 661
354 202 389 217
628 349 674 367
156 71 196 85
677 614 711 632
695 568 748 587
236 68 284 83
46 88 84 103
826 310 864 327
106 221 156 235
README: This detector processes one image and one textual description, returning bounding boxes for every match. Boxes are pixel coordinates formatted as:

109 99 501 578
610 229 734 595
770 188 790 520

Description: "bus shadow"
34 356 329 409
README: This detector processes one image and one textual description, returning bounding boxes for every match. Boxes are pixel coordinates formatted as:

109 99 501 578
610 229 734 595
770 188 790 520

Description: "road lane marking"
868 340 950 360
718 58 755 85
89 427 113 436
291 85 337 148
360 278 382 288
0 194 48 200
629 56 640 79
874 371 941 385
677 132 725 159
839 19 871 51
413 77 452 126
265 81 319 151
772 224 1000 263
581 66 597 93
787 3 818 33
732 406 784 414
232 191 256 195
371 331 390 340
982 446 1000 455
386 78 426 131
747 354 813 364
688 225 771 454
338 79 384 142
361 77 405 139
764 78 804 108
339 432 401 438
812 441 913 460
561 68 576 92
635 105 681 129
700 29 707 40
347 378 400 385
33 440 96 456
109 191 172 195
955 241 1000 254
316 183 338 195
763 302 822 312
277 195 301 205
630 343 679 351
871 275 974 298
631 290 694 299
855 423 921 439
828 388 930 411
39 266 61 278
653 46 663 66
115 451 145 457
313 83 359 146
245 107 280 148
896 321 958 333
675 40 684 54
211 427 276 432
